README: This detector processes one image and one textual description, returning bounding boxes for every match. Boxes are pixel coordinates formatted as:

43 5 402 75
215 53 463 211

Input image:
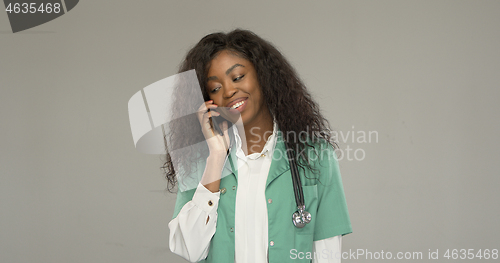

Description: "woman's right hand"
197 100 230 159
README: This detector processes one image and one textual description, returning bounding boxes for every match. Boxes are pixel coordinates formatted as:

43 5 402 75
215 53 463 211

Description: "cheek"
208 94 221 105
253 88 264 106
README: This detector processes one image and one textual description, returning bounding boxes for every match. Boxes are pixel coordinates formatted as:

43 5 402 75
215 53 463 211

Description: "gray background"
1 0 499 262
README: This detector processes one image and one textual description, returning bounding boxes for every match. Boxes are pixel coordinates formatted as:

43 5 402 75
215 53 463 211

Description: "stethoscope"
213 117 311 228
285 141 312 228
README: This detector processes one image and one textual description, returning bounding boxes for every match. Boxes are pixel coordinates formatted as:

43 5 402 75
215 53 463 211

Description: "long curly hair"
162 29 338 192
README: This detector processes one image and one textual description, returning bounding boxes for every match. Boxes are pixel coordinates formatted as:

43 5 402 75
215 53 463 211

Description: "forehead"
207 50 253 74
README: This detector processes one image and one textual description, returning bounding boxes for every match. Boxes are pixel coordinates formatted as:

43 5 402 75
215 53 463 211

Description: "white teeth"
231 100 244 109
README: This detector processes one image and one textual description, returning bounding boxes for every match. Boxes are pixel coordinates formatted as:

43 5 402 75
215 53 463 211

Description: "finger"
203 108 218 114
198 104 217 114
198 105 218 123
200 109 220 125
198 100 216 112
206 103 218 108
199 105 218 118
205 100 217 108
201 110 213 128
203 112 214 129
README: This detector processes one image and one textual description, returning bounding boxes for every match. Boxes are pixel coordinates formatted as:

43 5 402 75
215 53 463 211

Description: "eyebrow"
207 63 245 81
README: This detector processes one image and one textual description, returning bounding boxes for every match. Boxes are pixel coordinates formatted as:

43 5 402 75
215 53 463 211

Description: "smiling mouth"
230 100 245 109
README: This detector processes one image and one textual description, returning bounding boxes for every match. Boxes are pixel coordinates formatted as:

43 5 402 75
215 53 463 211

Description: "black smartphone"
208 109 232 155
208 109 224 136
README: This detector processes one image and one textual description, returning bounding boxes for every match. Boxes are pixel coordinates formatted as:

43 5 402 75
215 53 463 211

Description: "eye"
233 75 244 82
210 86 221 94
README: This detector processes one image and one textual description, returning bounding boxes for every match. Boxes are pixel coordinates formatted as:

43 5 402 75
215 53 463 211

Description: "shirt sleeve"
312 235 342 263
168 183 220 262
313 143 352 241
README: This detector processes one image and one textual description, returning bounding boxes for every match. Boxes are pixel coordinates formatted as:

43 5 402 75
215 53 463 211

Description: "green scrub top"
172 131 352 262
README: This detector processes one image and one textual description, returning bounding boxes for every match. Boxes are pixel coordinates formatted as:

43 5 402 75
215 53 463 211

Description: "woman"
164 29 352 263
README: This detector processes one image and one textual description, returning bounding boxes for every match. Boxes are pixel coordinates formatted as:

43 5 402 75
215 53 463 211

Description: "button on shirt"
233 121 277 263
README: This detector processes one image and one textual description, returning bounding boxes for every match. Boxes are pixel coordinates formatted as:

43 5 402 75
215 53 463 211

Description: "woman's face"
206 50 269 127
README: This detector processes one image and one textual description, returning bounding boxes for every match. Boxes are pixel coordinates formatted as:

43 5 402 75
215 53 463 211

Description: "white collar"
232 120 278 160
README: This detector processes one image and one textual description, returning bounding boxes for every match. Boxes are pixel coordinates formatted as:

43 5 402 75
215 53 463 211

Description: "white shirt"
169 122 342 263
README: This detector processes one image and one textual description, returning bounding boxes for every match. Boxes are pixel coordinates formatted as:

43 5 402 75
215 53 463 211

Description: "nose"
223 83 237 99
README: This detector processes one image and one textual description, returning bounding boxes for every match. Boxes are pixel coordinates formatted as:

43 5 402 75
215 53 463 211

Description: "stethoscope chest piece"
292 205 311 228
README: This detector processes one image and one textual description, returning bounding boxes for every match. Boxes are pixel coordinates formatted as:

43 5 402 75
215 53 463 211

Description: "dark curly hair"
162 29 338 192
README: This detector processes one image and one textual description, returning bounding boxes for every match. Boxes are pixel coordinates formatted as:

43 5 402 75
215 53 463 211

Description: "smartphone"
208 109 224 136
208 108 232 155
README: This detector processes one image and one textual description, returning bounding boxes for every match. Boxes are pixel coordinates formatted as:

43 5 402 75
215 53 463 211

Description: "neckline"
232 120 278 159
